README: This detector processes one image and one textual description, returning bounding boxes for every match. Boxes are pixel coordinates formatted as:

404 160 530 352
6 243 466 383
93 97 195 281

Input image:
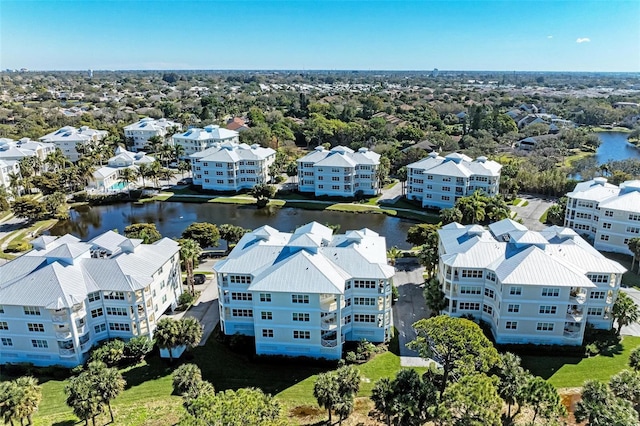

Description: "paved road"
378 181 403 204
620 287 640 337
510 194 556 231
392 258 434 367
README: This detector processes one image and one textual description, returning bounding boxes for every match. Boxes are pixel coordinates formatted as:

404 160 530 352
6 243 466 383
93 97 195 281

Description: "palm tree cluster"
440 190 511 225
0 376 42 426
313 365 361 425
154 317 203 362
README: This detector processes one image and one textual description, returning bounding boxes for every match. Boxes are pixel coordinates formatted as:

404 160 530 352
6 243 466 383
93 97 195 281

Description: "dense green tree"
371 369 437 426
0 376 42 426
439 207 463 225
123 223 162 244
423 278 446 315
417 239 440 279
313 365 360 425
495 352 528 421
219 224 251 247
370 378 395 426
612 292 640 335
182 222 220 248
408 316 500 395
180 387 285 426
546 197 567 225
609 369 640 407
85 361 125 423
575 380 639 426
124 336 153 361
154 317 182 362
65 374 103 426
438 374 502 426
630 346 640 372
249 183 277 208
11 197 47 221
406 223 440 247
521 376 565 424
179 317 204 350
90 339 125 366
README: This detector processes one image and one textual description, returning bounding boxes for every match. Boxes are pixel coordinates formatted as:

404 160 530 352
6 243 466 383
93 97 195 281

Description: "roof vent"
593 177 607 186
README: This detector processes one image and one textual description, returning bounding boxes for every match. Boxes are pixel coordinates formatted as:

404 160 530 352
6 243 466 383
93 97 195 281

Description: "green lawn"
521 336 640 388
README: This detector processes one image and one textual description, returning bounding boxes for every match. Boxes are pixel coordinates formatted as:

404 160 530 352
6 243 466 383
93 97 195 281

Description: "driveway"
392 258 434 367
620 288 640 337
510 194 556 231
378 180 403 203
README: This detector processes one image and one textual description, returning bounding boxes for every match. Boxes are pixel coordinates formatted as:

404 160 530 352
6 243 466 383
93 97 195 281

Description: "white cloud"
547 35 553 39
576 38 591 43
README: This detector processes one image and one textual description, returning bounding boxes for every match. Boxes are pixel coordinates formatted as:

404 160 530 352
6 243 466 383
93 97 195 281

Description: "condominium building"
39 126 108 162
124 117 182 152
214 222 394 360
0 231 182 367
0 159 21 192
90 147 155 191
190 141 276 192
565 178 640 255
297 146 380 197
437 219 626 346
0 138 57 164
406 152 502 209
172 125 240 158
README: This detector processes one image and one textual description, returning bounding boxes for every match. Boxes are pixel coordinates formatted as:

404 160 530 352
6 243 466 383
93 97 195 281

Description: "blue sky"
2 0 639 71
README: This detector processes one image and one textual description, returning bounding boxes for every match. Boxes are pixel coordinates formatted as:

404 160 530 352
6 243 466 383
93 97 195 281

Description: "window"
442 186 451 192
109 323 131 332
31 339 48 348
590 291 606 299
442 196 450 201
602 222 612 229
541 288 559 297
539 305 557 314
230 275 251 284
507 304 520 313
28 323 45 332
354 297 376 306
258 293 272 303
261 311 272 320
587 307 603 316
293 330 310 339
106 307 128 316
604 210 613 217
461 270 483 279
23 306 41 316
231 309 253 317
354 314 376 322
600 234 610 241
262 329 274 338
292 295 309 304
486 272 496 282
104 291 125 300
231 292 252 301
588 274 609 283
460 286 481 295
1 337 13 346
354 280 376 289
0 321 8 330
88 292 101 302
293 313 310 322
627 226 640 234
505 321 518 330
536 322 554 332
484 288 495 299
443 177 451 182
459 302 480 311
509 287 522 296
629 213 640 221
94 323 107 334
483 304 493 315
162 294 167 303
0 305 4 314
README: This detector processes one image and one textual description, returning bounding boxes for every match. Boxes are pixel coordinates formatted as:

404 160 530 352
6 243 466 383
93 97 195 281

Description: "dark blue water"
595 131 640 164
50 202 417 249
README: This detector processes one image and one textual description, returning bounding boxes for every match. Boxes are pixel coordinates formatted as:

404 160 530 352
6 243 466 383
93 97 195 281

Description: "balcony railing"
56 331 71 339
59 348 76 357
566 310 584 322
80 342 92 352
321 339 338 348
51 314 68 323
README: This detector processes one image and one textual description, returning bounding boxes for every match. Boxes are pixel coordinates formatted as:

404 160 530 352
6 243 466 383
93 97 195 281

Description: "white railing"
51 315 68 323
321 339 338 348
56 331 71 339
566 310 584 322
570 292 587 304
59 348 75 357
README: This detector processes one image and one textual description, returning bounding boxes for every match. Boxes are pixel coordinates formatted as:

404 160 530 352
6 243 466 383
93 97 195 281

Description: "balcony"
566 308 584 322
321 339 338 347
569 288 587 304
56 330 71 339
563 323 582 339
51 314 68 323
59 348 76 357
80 342 92 352
321 313 338 330
320 297 344 312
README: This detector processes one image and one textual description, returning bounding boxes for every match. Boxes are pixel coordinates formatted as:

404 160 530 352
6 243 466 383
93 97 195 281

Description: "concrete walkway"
510 194 556 231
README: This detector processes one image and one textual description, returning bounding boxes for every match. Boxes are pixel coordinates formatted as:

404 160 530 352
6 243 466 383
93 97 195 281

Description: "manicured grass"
521 336 640 388
208 196 256 205
383 181 398 190
326 204 385 213
539 208 550 223
590 126 631 133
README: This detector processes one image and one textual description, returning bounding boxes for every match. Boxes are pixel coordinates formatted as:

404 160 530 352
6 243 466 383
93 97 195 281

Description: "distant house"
90 147 155 191
226 117 250 133
371 112 408 128
297 146 380 198
517 134 559 151
190 141 276 192
172 125 240 158
406 152 502 209
124 117 182 152
39 126 108 162
0 159 20 192
0 138 56 167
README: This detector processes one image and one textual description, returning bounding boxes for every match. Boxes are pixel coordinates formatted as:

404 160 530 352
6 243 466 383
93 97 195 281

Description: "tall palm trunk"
108 401 114 423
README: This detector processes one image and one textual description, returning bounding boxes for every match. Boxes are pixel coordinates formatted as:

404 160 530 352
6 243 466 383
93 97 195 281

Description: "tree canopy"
123 223 162 244
181 222 220 248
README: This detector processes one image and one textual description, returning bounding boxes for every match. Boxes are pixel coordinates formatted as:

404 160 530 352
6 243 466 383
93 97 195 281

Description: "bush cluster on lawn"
89 337 154 366
71 190 143 205
344 339 381 364
5 241 32 253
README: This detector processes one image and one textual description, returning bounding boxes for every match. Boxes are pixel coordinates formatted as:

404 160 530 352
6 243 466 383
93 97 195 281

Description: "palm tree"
386 246 403 266
65 374 102 426
179 238 202 295
75 160 96 188
154 318 181 362
8 172 22 197
45 149 68 172
13 376 42 425
146 135 164 154
137 163 150 187
627 237 640 273
612 292 640 335
86 361 125 423
179 317 203 349
313 373 338 424
1 380 19 426
173 144 185 163
119 167 137 197
148 161 162 188
178 161 191 179
159 168 174 186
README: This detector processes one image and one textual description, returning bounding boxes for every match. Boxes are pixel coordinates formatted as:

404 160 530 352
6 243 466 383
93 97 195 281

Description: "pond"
595 131 640 165
49 202 418 249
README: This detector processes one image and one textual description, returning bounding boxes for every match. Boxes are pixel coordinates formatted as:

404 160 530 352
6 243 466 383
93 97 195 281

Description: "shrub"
5 241 32 253
125 336 153 361
178 292 196 307
345 351 357 364
172 363 203 395
90 339 125 366
356 339 376 361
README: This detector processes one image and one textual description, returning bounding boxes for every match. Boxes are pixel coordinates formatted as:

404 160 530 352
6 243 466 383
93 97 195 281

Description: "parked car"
194 274 206 285
177 177 193 185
